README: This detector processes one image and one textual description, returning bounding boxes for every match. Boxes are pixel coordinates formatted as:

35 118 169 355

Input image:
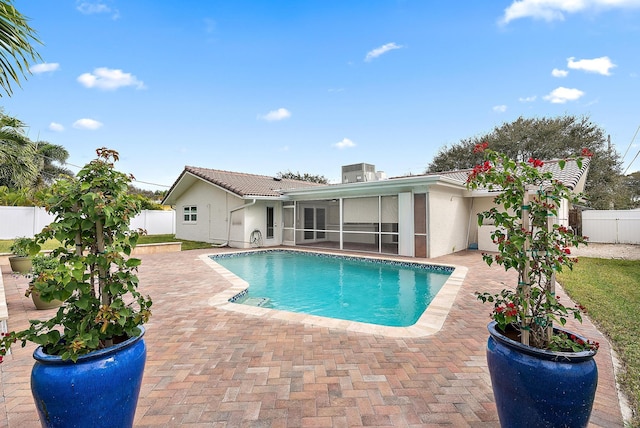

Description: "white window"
183 206 197 223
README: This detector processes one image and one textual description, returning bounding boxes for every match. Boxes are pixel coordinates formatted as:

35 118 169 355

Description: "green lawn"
0 234 212 253
558 258 640 426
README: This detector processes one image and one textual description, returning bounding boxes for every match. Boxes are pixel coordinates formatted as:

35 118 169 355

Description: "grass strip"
558 258 640 426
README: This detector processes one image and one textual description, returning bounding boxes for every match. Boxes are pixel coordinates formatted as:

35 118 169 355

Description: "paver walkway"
0 248 626 427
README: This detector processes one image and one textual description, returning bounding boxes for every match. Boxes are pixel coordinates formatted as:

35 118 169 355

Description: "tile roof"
166 157 589 203
428 158 590 190
183 166 323 197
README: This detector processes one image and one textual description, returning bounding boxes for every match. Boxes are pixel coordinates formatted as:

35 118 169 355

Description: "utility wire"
34 152 171 188
621 124 640 163
623 148 640 175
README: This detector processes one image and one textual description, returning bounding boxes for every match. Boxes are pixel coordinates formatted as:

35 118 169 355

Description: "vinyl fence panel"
129 210 176 235
582 210 640 244
0 207 55 239
0 207 175 239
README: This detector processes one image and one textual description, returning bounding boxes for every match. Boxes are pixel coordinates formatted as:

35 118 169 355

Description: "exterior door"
266 206 274 239
303 207 326 241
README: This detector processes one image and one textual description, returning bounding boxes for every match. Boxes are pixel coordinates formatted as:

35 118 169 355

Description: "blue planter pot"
486 321 598 428
31 327 147 428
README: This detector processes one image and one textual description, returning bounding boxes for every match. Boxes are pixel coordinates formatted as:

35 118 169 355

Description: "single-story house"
162 159 589 258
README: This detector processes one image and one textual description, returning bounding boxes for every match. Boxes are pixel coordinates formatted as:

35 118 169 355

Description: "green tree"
277 170 329 184
0 111 72 192
33 141 73 186
0 111 38 188
128 185 167 210
0 0 41 97
427 115 624 209
0 185 46 205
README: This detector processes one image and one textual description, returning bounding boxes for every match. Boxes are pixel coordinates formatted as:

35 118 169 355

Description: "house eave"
282 175 465 200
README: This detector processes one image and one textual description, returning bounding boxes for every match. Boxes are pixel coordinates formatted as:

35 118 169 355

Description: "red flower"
466 160 493 182
581 148 594 158
562 248 571 254
474 141 489 153
527 157 544 168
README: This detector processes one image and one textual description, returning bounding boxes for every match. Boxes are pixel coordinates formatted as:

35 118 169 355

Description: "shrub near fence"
582 210 640 244
0 206 175 239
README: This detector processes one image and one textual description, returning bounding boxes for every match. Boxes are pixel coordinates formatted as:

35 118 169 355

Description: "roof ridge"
186 166 276 180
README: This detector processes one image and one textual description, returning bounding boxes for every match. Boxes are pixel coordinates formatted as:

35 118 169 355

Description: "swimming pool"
209 250 454 328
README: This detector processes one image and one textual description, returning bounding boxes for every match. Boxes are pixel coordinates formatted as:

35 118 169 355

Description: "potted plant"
466 142 599 428
0 148 152 428
25 253 63 310
8 236 33 273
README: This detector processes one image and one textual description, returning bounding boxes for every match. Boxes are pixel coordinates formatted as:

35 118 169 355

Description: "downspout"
224 199 257 246
466 198 475 250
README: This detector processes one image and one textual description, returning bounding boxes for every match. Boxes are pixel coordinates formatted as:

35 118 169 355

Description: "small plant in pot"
25 253 63 310
466 143 599 428
0 148 152 428
8 236 33 274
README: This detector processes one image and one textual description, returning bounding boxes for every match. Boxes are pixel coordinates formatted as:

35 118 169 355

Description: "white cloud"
543 87 585 103
500 0 640 24
76 1 120 19
258 108 291 121
77 2 109 14
365 43 404 62
567 56 616 75
49 122 64 132
333 138 356 149
30 63 60 74
519 95 537 102
552 68 569 77
72 118 103 130
493 105 508 113
77 67 145 90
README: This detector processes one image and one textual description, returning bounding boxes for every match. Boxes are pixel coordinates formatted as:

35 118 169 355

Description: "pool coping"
200 248 468 338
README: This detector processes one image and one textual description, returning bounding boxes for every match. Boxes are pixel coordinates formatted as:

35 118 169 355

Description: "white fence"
582 210 640 244
0 206 175 239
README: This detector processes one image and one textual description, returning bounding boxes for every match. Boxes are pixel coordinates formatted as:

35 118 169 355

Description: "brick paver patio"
0 248 626 427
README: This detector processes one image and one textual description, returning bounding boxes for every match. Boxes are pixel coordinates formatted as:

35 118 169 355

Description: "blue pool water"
211 251 452 327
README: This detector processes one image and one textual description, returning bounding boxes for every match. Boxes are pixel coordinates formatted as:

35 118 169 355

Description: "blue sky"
4 0 640 189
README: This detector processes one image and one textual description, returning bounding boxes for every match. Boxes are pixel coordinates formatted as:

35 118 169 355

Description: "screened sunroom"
282 195 402 255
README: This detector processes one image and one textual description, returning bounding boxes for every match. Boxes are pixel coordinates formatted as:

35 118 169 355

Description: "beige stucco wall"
173 180 245 244
467 195 497 248
240 201 283 248
427 188 471 258
468 195 571 251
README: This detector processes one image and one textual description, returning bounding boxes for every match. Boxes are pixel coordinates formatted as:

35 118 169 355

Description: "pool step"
243 297 271 307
